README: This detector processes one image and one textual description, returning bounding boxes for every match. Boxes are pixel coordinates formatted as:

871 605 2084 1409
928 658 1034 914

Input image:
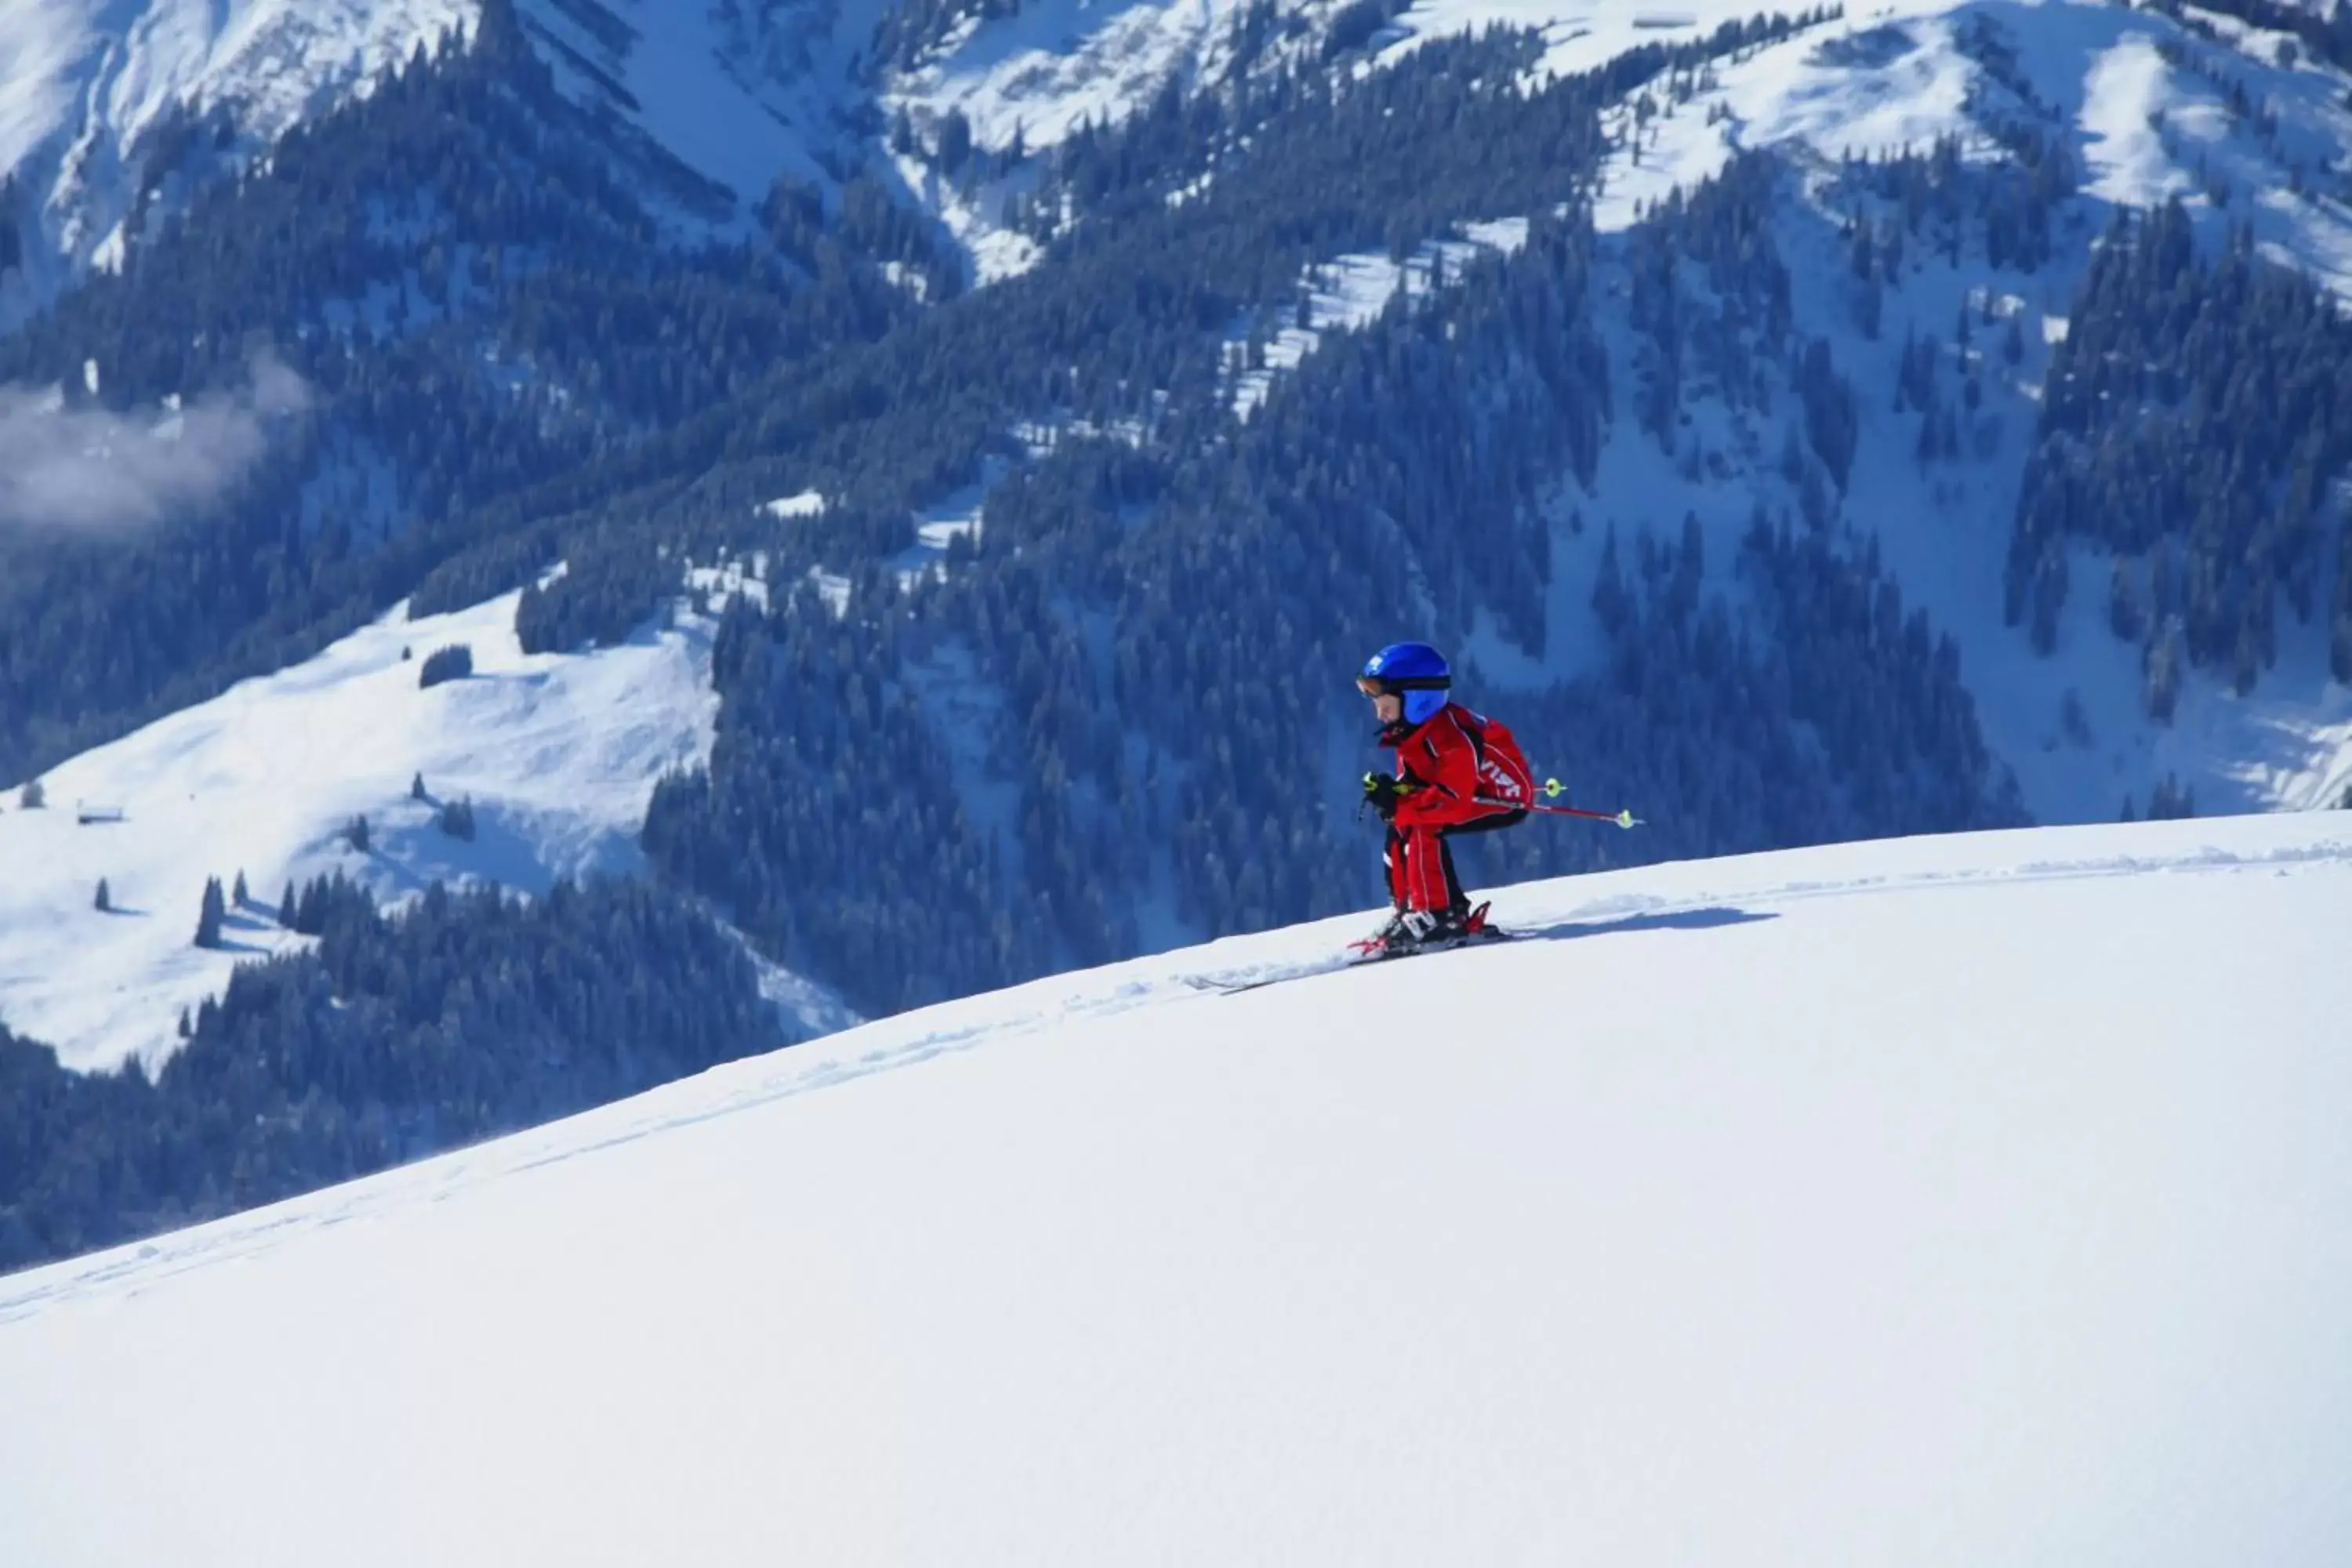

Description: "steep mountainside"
0 0 898 324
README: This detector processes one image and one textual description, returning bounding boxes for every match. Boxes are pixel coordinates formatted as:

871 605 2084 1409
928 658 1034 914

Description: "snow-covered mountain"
4 811 2347 1564
7 0 2352 1062
0 586 852 1074
2 0 461 314
1563 0 2352 823
0 0 888 321
1202 0 2352 822
517 0 881 212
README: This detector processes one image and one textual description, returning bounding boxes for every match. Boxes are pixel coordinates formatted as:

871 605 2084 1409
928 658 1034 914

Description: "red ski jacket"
1384 703 1534 827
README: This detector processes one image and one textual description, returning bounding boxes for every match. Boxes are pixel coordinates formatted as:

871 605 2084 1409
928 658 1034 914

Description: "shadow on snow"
1521 906 1780 943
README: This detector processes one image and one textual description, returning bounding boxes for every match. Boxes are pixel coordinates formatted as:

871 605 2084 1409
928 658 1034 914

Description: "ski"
1183 925 1516 996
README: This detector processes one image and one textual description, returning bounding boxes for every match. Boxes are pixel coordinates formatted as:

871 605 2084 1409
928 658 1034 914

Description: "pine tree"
347 815 372 854
2029 547 2066 655
2059 688 2091 747
938 108 974 175
1855 274 1882 339
474 0 529 63
1590 524 1628 634
195 877 226 949
412 771 428 801
233 870 249 906
418 644 473 688
95 878 111 913
19 778 44 810
2144 620 2184 723
2147 773 2197 820
2109 557 2143 642
280 882 298 927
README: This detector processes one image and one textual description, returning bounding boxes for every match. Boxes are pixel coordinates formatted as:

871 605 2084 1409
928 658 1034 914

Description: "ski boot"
1355 904 1470 958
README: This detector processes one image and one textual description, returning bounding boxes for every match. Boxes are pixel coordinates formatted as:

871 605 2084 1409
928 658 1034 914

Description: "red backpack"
1454 707 1534 809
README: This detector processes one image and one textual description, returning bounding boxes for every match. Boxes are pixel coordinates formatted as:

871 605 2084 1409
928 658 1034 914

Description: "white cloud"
0 353 311 532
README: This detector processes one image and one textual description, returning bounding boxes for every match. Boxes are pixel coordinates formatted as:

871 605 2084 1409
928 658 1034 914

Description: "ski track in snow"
5 808 2345 1323
1 810 2347 1566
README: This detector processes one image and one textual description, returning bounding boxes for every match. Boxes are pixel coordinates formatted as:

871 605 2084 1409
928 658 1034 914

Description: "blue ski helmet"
1357 641 1452 724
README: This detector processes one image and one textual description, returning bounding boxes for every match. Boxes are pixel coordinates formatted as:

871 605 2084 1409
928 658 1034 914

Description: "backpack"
1454 707 1534 808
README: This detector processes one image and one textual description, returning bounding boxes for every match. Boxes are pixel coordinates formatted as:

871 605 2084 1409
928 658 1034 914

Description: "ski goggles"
1356 674 1448 697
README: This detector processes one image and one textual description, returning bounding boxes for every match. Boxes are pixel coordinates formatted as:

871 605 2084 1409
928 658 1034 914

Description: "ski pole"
1370 774 1644 829
1479 779 1643 829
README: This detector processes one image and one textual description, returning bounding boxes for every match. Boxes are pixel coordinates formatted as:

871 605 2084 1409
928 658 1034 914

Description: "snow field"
0 590 728 1072
2 810 2347 1566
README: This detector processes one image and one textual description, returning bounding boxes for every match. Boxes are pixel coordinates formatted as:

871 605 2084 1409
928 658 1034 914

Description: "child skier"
1356 641 1535 952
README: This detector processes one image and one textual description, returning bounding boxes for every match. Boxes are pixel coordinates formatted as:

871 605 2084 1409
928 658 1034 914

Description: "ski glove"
1361 771 1419 820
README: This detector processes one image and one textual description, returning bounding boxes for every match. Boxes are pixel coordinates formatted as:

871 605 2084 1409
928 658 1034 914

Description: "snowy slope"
1185 0 2352 822
877 0 1940 275
876 0 1286 281
885 0 1272 157
2 811 2347 1565
519 0 884 214
1392 0 1931 80
0 0 474 314
1553 0 2352 822
0 0 878 320
0 588 850 1075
